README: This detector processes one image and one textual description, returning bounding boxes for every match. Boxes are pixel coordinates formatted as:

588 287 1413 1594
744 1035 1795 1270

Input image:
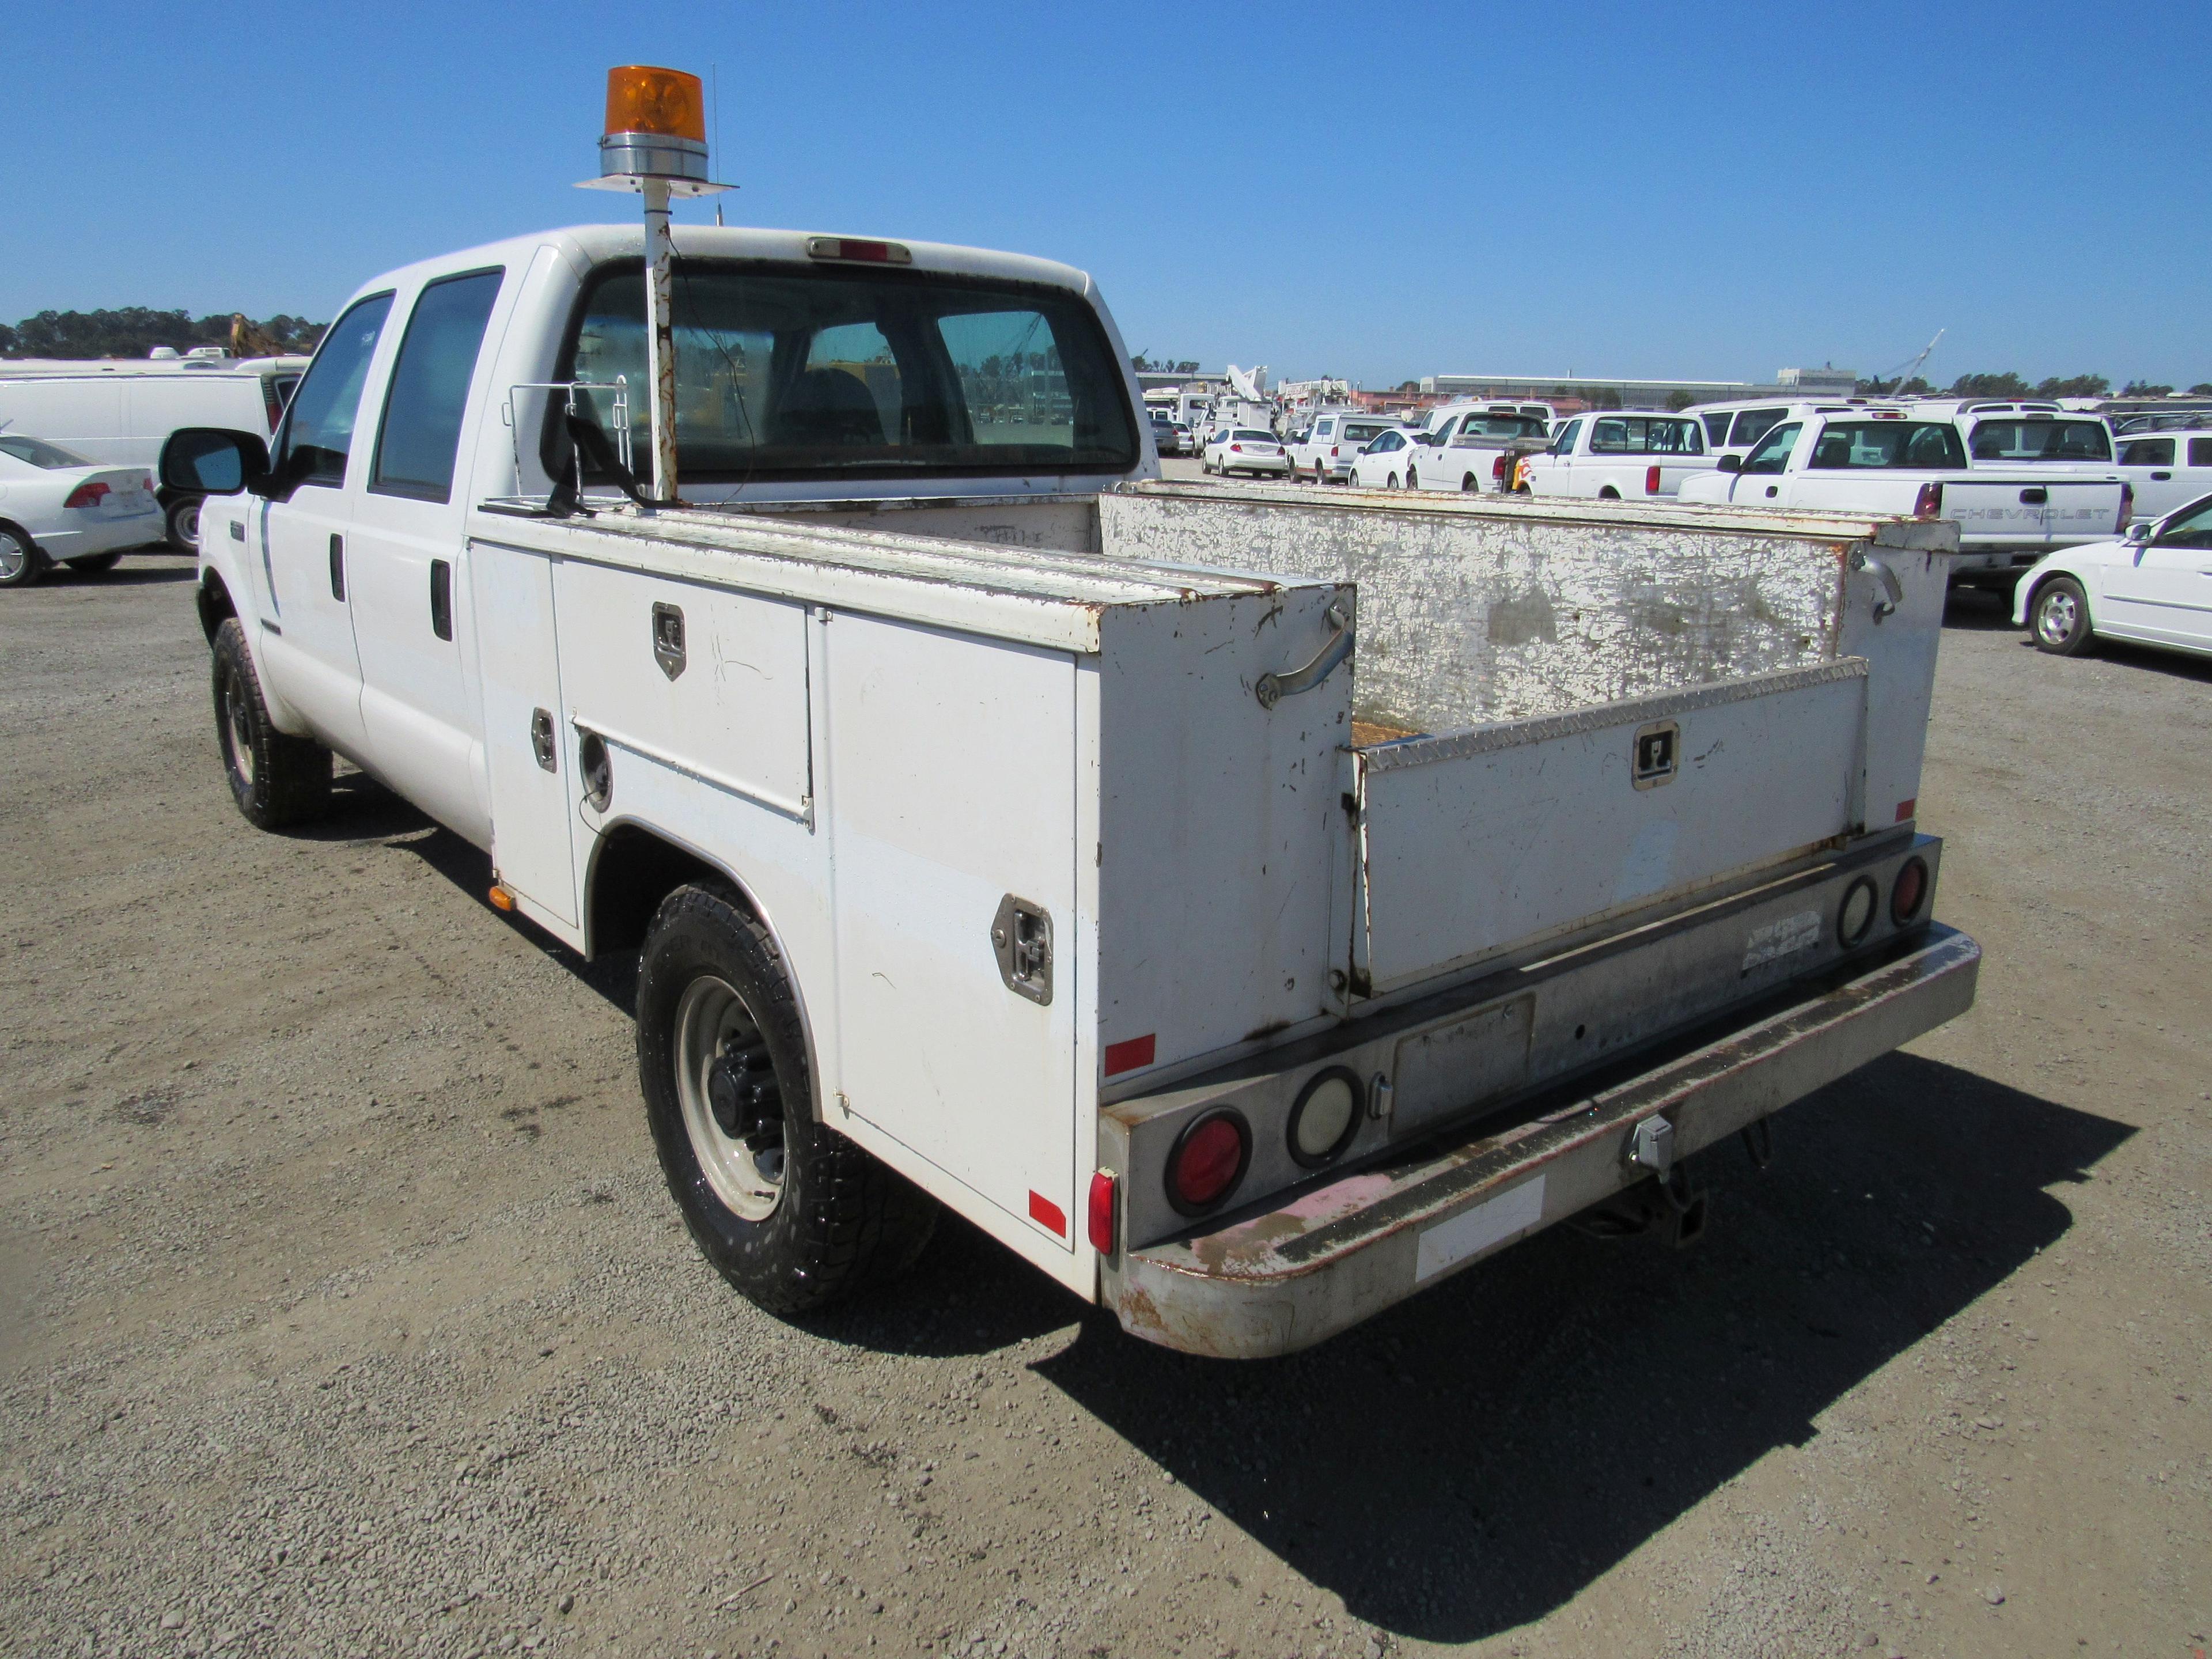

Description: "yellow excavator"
227 313 291 359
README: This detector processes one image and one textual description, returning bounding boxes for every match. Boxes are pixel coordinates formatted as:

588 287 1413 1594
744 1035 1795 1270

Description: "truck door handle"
1255 601 1353 709
530 707 557 772
2020 487 2047 505
328 533 344 601
1764 484 1778 498
2152 470 2172 480
430 559 453 641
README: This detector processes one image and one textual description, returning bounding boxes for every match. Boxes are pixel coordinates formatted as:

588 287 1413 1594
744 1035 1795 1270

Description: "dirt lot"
2 551 2206 1659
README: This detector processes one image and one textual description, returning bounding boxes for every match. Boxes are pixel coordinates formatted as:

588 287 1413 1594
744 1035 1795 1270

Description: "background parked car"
0 434 164 587
1202 427 1290 478
1149 414 1185 456
1517 411 1711 498
2113 427 2212 523
2015 491 2212 661
1349 426 1420 488
1290 413 1397 483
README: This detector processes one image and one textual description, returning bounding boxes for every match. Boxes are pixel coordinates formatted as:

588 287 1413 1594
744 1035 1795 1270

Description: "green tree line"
1855 370 2212 399
0 308 326 359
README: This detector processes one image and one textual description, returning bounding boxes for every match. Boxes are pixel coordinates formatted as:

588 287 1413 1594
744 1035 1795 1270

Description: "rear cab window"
1587 416 1703 455
546 259 1138 486
1967 419 2113 463
1806 421 1967 469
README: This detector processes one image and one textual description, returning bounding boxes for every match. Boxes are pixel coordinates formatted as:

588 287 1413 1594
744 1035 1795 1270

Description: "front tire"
2031 577 2096 656
166 496 201 554
1406 466 1419 490
638 884 938 1314
211 617 332 828
0 524 41 588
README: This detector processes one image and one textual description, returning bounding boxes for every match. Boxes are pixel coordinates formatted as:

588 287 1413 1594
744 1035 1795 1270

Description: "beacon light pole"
577 66 730 506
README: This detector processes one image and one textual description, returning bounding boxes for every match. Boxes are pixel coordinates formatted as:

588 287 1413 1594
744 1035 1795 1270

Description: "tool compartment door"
1354 660 1869 994
823 612 1079 1250
471 541 577 927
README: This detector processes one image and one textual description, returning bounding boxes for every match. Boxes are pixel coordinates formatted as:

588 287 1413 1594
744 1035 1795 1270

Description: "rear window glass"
1700 412 1731 446
1807 422 1967 469
1968 419 2112 462
1341 422 1388 442
0 434 90 468
547 259 1138 485
1232 430 1274 442
2193 437 2212 467
1451 415 1544 441
1727 408 1789 449
1588 416 1703 455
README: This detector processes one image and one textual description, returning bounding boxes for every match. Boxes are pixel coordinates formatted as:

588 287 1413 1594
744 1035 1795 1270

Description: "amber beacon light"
599 66 711 186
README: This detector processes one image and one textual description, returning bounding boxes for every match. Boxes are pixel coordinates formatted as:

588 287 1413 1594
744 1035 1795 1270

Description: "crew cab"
2112 428 2212 524
1408 404 1551 494
161 222 1979 1358
1516 410 1712 499
1678 410 2133 588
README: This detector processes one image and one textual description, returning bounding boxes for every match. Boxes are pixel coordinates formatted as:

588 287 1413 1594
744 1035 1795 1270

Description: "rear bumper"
1104 924 1980 1358
39 509 164 559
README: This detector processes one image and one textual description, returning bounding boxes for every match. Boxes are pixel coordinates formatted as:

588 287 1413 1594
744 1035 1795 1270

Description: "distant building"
1418 366 1860 412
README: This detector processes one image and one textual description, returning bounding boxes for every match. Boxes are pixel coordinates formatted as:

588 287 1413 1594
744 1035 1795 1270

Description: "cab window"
1727 408 1788 449
2120 437 2176 466
1807 422 1967 469
1741 422 1801 474
1550 419 1582 455
2192 438 2212 467
371 269 504 503
2157 498 2212 548
278 293 395 488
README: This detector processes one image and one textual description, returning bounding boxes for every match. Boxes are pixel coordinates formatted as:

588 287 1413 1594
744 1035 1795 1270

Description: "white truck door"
824 614 1079 1249
2117 435 2183 521
470 543 575 925
254 292 394 756
1735 421 1802 506
346 270 507 846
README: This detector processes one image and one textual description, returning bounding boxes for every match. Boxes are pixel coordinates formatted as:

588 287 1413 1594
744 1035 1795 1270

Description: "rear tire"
166 496 202 554
2030 576 2096 656
637 882 938 1313
0 524 42 588
1387 472 1400 490
67 552 124 574
211 616 332 828
1407 466 1419 490
1461 473 1479 493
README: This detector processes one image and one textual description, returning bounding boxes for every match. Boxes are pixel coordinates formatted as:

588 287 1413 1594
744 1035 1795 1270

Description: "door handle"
1764 484 1778 498
2152 471 2172 480
328 533 344 601
1255 601 1353 709
430 559 453 641
2020 487 2047 505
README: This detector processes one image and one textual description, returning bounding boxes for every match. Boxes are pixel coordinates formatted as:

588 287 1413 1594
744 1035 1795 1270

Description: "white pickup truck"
163 222 1979 1358
1679 411 2134 590
1515 410 1714 499
1408 404 1552 494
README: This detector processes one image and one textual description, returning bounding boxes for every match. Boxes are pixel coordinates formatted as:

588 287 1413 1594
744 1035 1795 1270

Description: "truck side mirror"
161 427 271 496
1715 453 1743 474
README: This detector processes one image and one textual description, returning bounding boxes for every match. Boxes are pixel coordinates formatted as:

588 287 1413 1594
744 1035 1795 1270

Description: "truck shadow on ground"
1013 1056 2114 1645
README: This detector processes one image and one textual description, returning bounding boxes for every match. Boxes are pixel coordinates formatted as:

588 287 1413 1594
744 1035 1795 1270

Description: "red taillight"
1891 857 1929 923
63 480 111 509
1330 446 1339 457
1914 482 1944 520
1166 1109 1249 1215
1645 464 1661 495
1231 444 1244 453
1493 454 1508 480
263 384 283 430
1087 1171 1118 1254
2117 483 2133 531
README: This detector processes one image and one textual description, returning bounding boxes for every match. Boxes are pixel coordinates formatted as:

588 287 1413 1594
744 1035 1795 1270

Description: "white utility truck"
1679 409 2133 592
165 223 1979 1358
1515 410 1715 500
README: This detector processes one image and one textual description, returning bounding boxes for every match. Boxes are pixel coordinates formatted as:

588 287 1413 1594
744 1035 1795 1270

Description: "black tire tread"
213 617 332 828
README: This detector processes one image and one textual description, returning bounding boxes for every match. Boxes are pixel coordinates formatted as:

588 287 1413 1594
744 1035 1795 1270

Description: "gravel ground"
2 546 2206 1659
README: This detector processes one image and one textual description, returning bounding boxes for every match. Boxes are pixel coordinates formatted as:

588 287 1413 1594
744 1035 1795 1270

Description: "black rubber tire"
2030 575 2096 657
166 496 202 554
1599 487 1621 500
1406 466 1419 490
211 616 332 829
0 523 43 588
67 552 124 574
637 882 938 1314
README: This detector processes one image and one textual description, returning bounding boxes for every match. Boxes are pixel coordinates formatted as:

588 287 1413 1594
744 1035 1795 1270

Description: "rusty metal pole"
642 177 679 506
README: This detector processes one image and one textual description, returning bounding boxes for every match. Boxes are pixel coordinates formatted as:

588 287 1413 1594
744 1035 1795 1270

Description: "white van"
0 358 305 548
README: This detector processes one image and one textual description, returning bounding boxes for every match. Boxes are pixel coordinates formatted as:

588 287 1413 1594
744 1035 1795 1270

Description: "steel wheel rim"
2037 590 2078 644
0 533 25 582
177 503 200 548
224 673 256 787
675 974 786 1221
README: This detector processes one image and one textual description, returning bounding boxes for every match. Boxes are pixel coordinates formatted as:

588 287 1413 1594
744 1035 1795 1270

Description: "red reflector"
1646 464 1661 495
1170 1114 1247 1212
63 480 112 509
1895 797 1916 822
1103 1033 1156 1077
805 236 912 265
1028 1190 1067 1237
1891 857 1929 923
1086 1171 1117 1253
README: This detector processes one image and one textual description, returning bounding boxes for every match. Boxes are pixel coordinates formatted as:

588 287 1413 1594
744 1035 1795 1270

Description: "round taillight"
1838 876 1878 947
1287 1068 1362 1168
1165 1108 1249 1215
1891 856 1929 924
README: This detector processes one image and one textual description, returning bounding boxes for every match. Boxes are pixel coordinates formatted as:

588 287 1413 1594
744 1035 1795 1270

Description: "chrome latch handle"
1854 550 1903 623
1255 601 1353 709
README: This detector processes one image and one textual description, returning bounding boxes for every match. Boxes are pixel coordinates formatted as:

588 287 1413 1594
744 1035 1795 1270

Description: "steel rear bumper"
1104 924 1980 1359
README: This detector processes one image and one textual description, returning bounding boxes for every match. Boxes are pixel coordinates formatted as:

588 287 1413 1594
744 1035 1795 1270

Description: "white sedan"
1349 426 1422 489
0 435 164 588
1202 428 1290 478
2014 491 2212 662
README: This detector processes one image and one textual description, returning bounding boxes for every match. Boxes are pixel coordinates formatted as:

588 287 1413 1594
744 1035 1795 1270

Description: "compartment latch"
991 895 1053 1006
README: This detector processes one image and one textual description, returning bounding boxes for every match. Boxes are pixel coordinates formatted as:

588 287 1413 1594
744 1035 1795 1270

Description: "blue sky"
7 0 2209 389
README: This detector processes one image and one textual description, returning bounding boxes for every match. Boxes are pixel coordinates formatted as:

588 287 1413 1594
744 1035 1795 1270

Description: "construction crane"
1877 329 1944 393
